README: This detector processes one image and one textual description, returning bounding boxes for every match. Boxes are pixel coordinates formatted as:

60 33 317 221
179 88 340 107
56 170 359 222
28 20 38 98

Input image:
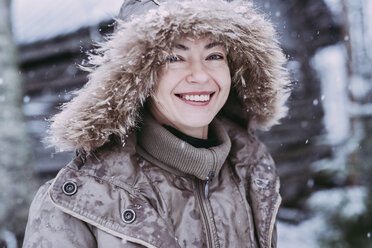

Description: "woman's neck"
163 124 218 148
149 105 209 139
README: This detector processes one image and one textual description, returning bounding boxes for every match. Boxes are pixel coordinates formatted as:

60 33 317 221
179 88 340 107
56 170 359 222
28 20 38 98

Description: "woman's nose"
185 61 210 84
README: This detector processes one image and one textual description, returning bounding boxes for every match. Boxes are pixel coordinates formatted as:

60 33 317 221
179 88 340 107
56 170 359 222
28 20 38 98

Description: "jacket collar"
136 113 231 181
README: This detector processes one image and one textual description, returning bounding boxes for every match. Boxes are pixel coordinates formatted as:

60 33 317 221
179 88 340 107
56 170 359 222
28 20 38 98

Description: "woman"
23 0 290 247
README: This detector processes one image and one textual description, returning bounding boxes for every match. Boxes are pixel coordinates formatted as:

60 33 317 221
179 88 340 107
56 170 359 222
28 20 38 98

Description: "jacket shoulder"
45 146 179 248
220 117 275 168
23 180 96 248
70 134 140 187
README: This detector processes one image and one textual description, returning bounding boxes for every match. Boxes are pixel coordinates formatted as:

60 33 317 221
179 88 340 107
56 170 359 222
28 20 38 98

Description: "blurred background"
0 0 371 247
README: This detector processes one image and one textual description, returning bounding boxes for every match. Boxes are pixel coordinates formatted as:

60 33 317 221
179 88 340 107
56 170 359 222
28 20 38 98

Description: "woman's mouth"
175 92 215 106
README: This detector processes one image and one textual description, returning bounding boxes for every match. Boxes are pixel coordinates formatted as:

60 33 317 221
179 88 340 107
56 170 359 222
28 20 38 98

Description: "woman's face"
150 37 231 139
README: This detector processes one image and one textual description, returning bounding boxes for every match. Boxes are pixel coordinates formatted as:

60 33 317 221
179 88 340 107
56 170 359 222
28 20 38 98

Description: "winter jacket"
23 113 280 248
23 0 290 247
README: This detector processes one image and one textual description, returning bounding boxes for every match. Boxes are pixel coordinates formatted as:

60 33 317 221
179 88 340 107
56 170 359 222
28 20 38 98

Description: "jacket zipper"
205 148 217 198
204 171 215 198
194 148 219 248
195 177 215 248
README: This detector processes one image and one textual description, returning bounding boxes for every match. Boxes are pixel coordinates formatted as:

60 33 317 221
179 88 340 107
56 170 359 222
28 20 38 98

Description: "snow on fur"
47 0 291 152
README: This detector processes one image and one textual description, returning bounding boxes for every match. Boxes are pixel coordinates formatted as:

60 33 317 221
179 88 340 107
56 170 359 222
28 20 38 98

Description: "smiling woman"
23 0 291 248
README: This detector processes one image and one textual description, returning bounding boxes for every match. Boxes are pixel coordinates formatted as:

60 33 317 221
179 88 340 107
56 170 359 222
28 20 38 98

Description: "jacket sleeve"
22 181 97 248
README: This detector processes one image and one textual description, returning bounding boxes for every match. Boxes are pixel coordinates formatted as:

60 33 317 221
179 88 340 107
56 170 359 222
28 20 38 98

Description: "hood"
47 0 291 153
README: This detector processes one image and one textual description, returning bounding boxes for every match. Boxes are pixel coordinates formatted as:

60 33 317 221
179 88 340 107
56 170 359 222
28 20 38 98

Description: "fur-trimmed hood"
48 0 290 153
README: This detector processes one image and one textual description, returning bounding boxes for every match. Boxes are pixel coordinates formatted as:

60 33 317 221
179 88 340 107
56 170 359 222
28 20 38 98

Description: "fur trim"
47 0 290 152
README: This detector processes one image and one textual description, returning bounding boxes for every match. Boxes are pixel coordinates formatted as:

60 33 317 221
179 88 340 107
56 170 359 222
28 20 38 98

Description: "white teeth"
181 94 210 102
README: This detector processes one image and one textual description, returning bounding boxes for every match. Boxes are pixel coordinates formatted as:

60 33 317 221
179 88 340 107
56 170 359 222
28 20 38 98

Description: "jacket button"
62 181 78 196
122 209 136 224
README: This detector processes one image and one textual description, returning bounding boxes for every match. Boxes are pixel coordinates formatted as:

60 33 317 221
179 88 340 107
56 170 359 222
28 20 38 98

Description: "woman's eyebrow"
174 44 189 50
205 42 223 49
173 42 223 50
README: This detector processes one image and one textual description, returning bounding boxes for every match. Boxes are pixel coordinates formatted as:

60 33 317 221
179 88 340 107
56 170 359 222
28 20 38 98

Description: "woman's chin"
176 116 213 130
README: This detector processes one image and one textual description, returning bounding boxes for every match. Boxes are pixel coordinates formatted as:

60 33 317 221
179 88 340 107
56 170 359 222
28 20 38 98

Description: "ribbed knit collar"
136 113 231 181
163 124 218 148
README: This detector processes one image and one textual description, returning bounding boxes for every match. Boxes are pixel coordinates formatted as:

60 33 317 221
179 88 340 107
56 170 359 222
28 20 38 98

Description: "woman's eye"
168 55 182 63
208 54 224 60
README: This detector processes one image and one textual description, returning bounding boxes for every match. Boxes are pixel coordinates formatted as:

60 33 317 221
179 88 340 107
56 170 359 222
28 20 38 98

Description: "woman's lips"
175 91 215 106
